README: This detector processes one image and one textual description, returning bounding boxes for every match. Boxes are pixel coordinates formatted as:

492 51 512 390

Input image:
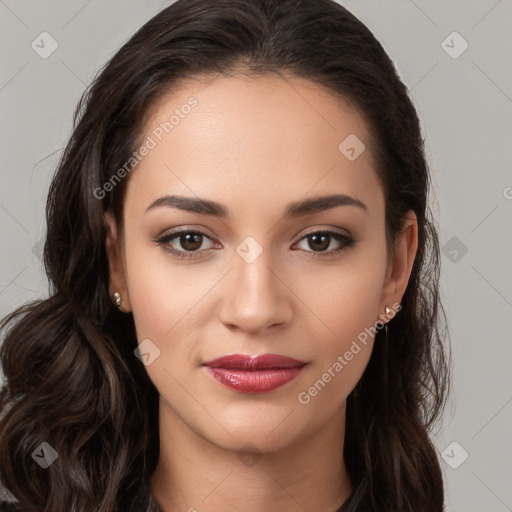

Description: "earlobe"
104 211 131 313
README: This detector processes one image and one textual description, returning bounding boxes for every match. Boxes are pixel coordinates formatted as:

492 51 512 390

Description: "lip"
203 353 306 370
202 353 307 393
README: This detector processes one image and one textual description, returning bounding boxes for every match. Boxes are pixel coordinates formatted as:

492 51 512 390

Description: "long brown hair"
0 1 451 510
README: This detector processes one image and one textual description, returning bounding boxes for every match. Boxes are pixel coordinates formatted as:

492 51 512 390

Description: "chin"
198 413 309 453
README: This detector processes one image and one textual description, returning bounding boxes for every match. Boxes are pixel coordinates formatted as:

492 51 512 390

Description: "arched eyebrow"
145 193 367 217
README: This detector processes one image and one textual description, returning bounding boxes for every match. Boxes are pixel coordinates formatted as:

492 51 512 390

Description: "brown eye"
306 233 331 252
177 232 203 251
155 230 216 260
294 231 356 258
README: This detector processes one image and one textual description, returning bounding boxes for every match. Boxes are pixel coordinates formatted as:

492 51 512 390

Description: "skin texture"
104 73 418 512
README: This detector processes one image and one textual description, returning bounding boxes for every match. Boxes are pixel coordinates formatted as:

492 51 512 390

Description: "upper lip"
203 353 306 370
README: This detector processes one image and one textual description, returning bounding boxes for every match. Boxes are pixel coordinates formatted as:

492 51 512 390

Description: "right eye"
155 229 219 260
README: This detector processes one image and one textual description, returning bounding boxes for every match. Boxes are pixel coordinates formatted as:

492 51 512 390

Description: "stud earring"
383 304 399 341
113 292 122 308
384 305 390 341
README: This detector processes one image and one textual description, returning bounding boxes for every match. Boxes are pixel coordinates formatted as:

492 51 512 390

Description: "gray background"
1 1 511 510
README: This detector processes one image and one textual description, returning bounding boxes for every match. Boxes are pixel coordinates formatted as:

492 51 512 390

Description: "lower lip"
204 365 307 393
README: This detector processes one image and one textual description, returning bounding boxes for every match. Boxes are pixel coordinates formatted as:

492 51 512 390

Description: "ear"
104 210 131 313
378 210 418 322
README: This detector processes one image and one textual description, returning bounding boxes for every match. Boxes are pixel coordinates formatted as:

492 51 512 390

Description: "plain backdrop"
1 1 511 511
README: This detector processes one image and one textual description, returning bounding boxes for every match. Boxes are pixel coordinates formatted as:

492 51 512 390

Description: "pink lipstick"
202 353 307 393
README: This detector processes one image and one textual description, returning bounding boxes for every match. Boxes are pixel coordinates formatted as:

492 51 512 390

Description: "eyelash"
154 228 356 260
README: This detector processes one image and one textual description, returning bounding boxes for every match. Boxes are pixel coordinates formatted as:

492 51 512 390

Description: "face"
105 72 417 453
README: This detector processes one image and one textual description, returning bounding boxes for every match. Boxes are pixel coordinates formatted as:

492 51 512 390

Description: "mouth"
202 353 308 393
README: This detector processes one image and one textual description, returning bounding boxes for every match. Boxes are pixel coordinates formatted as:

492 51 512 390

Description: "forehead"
140 71 372 158
125 72 383 220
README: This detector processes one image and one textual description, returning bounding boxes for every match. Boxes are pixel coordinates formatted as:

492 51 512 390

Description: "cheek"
123 240 220 379
298 252 386 346
124 251 211 404
294 249 386 401
123 231 207 334
295 284 379 416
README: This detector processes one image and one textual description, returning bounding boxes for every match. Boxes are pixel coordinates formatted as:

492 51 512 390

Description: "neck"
150 398 353 512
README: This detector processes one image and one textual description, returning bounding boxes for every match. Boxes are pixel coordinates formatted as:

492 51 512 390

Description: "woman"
0 0 451 511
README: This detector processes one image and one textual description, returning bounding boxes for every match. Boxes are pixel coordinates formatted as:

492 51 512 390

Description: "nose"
219 247 293 335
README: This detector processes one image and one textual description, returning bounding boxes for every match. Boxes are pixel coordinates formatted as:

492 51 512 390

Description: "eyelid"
298 226 352 238
157 225 352 242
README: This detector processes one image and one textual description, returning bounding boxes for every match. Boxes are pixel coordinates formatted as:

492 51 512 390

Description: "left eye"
155 229 356 260
294 231 355 257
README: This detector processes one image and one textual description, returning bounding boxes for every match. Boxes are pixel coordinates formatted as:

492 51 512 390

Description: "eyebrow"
145 193 368 217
